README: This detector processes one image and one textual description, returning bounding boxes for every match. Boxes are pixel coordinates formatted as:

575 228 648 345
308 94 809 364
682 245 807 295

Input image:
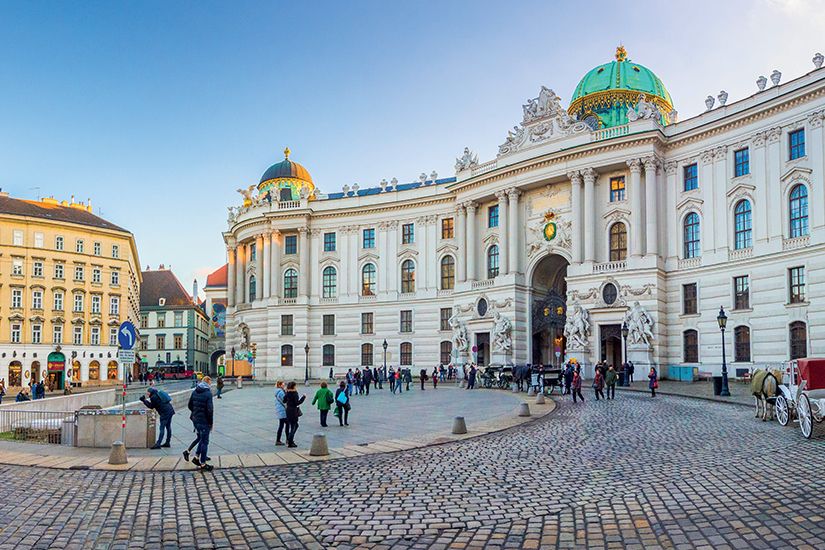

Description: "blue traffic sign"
118 321 137 350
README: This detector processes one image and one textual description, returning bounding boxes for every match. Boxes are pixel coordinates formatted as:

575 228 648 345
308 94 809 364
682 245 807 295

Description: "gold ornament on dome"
567 89 673 118
615 45 627 62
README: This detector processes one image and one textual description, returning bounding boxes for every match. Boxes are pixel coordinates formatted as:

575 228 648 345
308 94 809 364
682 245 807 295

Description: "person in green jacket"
605 365 618 400
311 381 334 427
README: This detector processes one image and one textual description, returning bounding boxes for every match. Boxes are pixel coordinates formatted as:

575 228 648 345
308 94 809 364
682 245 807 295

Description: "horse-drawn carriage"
774 358 825 439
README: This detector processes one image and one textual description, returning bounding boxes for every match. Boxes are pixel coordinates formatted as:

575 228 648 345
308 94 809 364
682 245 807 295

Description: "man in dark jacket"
362 367 372 396
187 376 214 471
140 387 175 449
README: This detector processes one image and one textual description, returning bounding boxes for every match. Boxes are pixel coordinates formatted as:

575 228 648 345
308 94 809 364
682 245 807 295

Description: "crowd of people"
560 359 659 402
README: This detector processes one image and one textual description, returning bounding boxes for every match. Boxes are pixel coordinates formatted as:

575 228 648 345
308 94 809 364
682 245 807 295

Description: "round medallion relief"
477 298 488 317
602 283 618 306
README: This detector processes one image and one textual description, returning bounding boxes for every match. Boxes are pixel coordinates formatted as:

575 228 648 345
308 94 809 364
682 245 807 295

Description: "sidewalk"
616 378 752 406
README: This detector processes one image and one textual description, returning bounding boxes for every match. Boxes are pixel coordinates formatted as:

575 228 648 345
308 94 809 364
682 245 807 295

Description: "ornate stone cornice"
463 201 479 212
664 161 678 175
626 158 642 173
712 146 727 161
494 190 509 202
700 150 714 165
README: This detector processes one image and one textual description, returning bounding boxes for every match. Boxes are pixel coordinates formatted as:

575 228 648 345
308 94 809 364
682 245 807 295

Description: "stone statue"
563 304 590 350
449 313 469 353
455 147 478 172
814 52 824 69
492 312 512 353
237 185 256 206
757 75 767 91
717 90 728 106
627 94 661 122
770 69 782 86
704 95 715 111
239 324 251 350
624 301 654 346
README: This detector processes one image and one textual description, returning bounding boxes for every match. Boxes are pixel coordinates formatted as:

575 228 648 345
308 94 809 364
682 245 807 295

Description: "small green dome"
568 46 674 128
258 147 316 202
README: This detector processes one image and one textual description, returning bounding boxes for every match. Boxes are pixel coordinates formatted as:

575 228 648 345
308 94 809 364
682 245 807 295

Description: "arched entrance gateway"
529 254 569 367
210 350 225 377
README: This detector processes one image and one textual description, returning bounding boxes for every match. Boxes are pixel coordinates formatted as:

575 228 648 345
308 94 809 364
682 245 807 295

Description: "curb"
616 386 752 408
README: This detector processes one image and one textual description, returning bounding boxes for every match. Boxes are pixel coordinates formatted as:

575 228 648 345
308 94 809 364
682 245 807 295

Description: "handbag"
297 408 303 417
653 380 659 389
336 392 348 405
326 392 334 406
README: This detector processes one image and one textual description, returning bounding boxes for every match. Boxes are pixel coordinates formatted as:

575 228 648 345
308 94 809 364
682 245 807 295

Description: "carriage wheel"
754 396 763 419
798 393 813 439
775 395 790 426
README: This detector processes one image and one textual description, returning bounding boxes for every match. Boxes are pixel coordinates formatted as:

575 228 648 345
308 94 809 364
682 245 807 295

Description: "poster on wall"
211 302 226 337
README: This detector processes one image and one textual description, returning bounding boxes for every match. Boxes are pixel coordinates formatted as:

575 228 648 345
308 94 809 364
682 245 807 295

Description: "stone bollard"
309 434 329 456
527 387 535 397
511 384 519 393
236 377 243 389
452 416 468 435
518 403 531 417
535 392 546 405
108 440 127 465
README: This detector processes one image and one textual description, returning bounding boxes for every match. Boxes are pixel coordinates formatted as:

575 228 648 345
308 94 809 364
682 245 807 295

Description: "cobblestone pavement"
0 392 823 549
617 378 753 406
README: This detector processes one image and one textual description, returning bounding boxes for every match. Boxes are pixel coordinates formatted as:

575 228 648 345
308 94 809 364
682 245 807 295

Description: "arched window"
281 344 293 366
734 326 751 362
789 184 809 237
609 222 627 261
401 260 415 293
283 268 298 298
322 266 337 298
683 212 700 259
487 245 499 279
322 344 335 366
440 341 453 365
734 200 752 250
683 330 699 363
248 275 257 301
440 255 455 290
790 321 807 359
279 188 292 202
361 343 373 366
400 342 413 366
361 263 376 296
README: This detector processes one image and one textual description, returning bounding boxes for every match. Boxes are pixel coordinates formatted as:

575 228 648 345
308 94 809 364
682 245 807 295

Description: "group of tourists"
562 358 659 402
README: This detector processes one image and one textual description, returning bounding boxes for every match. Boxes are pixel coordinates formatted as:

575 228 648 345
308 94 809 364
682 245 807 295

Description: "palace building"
222 47 825 380
0 193 141 389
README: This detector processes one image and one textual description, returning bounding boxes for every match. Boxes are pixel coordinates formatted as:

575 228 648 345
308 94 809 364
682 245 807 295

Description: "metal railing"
0 409 76 445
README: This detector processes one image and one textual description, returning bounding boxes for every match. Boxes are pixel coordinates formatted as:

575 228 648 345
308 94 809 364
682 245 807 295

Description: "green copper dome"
568 46 674 129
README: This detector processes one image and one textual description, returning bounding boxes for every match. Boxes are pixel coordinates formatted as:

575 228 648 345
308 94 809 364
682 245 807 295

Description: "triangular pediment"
602 207 631 220
676 196 704 211
436 243 458 255
780 166 813 183
358 251 380 263
726 181 756 198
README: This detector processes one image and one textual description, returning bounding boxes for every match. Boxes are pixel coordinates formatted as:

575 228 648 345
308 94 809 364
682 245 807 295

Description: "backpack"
157 389 172 404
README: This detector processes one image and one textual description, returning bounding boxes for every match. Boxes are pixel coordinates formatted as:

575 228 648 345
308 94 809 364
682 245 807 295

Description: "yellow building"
0 193 141 390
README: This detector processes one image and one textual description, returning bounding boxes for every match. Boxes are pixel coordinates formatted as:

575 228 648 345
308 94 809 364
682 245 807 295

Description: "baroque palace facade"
0 194 141 389
223 47 825 380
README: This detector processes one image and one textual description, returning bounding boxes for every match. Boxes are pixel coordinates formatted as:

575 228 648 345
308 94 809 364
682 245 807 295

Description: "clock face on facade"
543 221 557 241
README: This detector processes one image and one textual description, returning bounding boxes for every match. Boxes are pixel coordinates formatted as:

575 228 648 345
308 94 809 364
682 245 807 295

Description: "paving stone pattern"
0 392 823 549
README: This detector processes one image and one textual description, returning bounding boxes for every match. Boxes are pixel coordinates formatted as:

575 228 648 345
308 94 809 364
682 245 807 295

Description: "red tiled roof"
140 269 193 308
205 264 228 288
0 196 128 232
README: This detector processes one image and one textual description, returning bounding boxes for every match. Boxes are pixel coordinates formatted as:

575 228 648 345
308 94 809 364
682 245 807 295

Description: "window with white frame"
73 293 84 312
111 271 119 285
33 261 43 277
73 326 83 345
12 230 23 246
110 296 120 316
32 289 43 310
54 263 64 279
32 324 42 344
11 323 21 343
53 291 63 311
12 259 23 276
74 266 84 281
91 295 101 314
174 311 183 327
109 327 118 346
76 239 84 253
92 268 101 283
55 235 64 250
33 232 43 248
90 326 100 345
112 244 119 258
11 288 22 308
53 325 63 344
93 242 101 256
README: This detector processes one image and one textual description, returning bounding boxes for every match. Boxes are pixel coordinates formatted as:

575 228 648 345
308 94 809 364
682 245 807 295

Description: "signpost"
117 321 136 447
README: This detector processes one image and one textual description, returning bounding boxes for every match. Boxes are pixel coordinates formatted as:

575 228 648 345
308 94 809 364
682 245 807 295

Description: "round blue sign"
117 321 137 350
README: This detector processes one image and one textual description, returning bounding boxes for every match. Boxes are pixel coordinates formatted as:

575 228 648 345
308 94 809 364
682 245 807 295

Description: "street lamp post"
304 343 310 385
230 346 235 378
717 306 730 397
382 339 388 376
621 322 629 387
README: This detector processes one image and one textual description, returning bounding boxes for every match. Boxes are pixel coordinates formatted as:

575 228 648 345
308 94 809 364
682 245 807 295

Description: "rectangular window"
92 268 101 283
683 163 698 191
33 261 43 277
440 308 451 331
488 205 499 228
55 236 64 251
323 232 336 252
734 276 750 310
12 230 23 246
11 288 22 308
281 314 293 336
32 324 42 344
73 294 83 312
361 312 374 335
610 176 626 202
441 217 454 239
91 295 101 314
112 244 119 259
12 259 22 276
156 335 165 349
400 310 413 333
110 296 120 315
682 283 698 315
76 239 84 253
157 314 165 328
140 314 148 329
789 266 806 304
53 325 63 345
402 223 414 244
734 148 749 177
323 314 335 336
140 335 148 351
285 235 297 255
111 271 120 285
73 326 83 345
362 228 375 249
54 263 64 279
174 311 183 327
174 335 183 349
33 232 43 248
361 344 373 367
53 291 63 311
74 266 84 281
32 290 42 310
109 327 118 346
93 242 101 256
11 323 21 344
789 128 805 160
90 326 100 346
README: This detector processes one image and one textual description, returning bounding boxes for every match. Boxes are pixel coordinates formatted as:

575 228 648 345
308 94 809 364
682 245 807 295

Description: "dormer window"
159 298 166 306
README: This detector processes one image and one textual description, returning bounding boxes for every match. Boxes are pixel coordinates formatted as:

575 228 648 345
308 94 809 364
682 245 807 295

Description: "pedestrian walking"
0 378 5 404
187 376 214 471
648 367 658 397
593 368 605 400
628 361 635 384
140 386 175 449
334 380 350 426
328 367 334 381
354 368 363 395
571 368 584 403
419 368 428 391
283 381 305 448
404 369 412 391
36 380 46 400
373 367 379 390
216 376 224 399
346 369 354 396
432 366 439 389
563 362 574 395
274 381 287 446
312 381 334 427
388 367 396 393
394 369 403 394
605 365 617 400
362 367 372 396
467 364 477 390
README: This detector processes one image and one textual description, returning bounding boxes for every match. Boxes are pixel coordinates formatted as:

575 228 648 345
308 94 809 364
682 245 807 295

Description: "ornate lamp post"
382 339 388 373
717 306 730 396
621 322 629 386
304 343 310 385
230 346 235 378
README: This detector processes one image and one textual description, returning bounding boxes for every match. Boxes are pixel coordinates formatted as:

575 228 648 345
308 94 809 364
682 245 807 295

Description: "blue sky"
0 0 823 292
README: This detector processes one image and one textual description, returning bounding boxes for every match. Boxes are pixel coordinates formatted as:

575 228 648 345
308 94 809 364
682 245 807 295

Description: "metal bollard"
517 403 531 417
452 416 468 435
309 434 329 456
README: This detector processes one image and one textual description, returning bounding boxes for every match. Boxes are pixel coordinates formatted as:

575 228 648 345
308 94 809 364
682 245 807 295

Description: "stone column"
235 243 245 304
568 171 583 264
455 205 466 283
226 246 236 307
262 233 271 299
627 159 643 257
582 169 597 262
808 112 825 230
271 230 281 299
298 226 309 299
254 234 264 301
507 189 521 273
643 157 659 257
465 201 478 281
495 191 509 274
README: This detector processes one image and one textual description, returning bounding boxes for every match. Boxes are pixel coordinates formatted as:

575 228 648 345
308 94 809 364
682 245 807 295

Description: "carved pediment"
676 196 704 211
8 313 23 321
780 166 812 184
602 207 631 221
397 248 419 260
436 243 458 256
